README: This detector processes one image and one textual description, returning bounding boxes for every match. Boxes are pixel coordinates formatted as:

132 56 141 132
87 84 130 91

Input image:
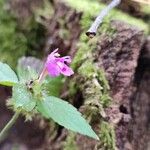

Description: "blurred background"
0 0 150 149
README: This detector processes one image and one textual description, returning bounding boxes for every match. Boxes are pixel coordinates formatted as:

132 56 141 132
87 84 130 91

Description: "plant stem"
0 112 19 141
38 66 48 84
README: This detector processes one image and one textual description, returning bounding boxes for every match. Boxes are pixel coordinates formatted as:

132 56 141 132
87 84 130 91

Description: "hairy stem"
86 0 121 37
38 66 48 84
0 112 19 141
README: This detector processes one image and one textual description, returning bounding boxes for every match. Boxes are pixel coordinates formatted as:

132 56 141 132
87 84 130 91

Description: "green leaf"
12 84 36 111
37 96 99 140
0 62 18 86
42 76 63 96
17 66 38 83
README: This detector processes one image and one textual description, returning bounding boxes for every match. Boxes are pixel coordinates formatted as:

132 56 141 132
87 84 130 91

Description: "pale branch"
86 0 121 38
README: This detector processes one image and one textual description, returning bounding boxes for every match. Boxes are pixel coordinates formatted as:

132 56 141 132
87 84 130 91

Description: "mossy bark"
49 1 148 150
31 0 147 149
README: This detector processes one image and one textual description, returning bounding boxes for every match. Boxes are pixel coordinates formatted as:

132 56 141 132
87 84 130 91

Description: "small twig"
86 0 121 38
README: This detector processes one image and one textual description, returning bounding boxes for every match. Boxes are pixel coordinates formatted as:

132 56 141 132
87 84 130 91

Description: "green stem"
0 112 19 141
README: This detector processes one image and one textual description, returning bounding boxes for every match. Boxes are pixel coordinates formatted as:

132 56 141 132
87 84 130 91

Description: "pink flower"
38 49 74 82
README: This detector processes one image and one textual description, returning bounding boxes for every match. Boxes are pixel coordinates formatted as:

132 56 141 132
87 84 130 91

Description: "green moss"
78 60 95 78
64 0 149 33
67 1 115 148
59 29 70 40
69 81 78 96
63 132 78 150
0 0 47 68
141 5 150 15
79 70 111 109
0 0 28 68
72 34 111 108
71 42 90 70
97 69 110 93
97 69 111 107
68 0 112 111
98 121 116 150
35 0 54 21
64 0 105 16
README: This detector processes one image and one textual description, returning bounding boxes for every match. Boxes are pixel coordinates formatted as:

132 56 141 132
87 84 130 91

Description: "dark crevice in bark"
119 105 128 114
130 36 150 150
72 90 84 109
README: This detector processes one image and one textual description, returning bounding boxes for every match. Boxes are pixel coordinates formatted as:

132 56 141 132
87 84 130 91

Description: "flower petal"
57 62 74 76
56 56 71 64
45 49 74 78
47 48 59 61
46 62 60 77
